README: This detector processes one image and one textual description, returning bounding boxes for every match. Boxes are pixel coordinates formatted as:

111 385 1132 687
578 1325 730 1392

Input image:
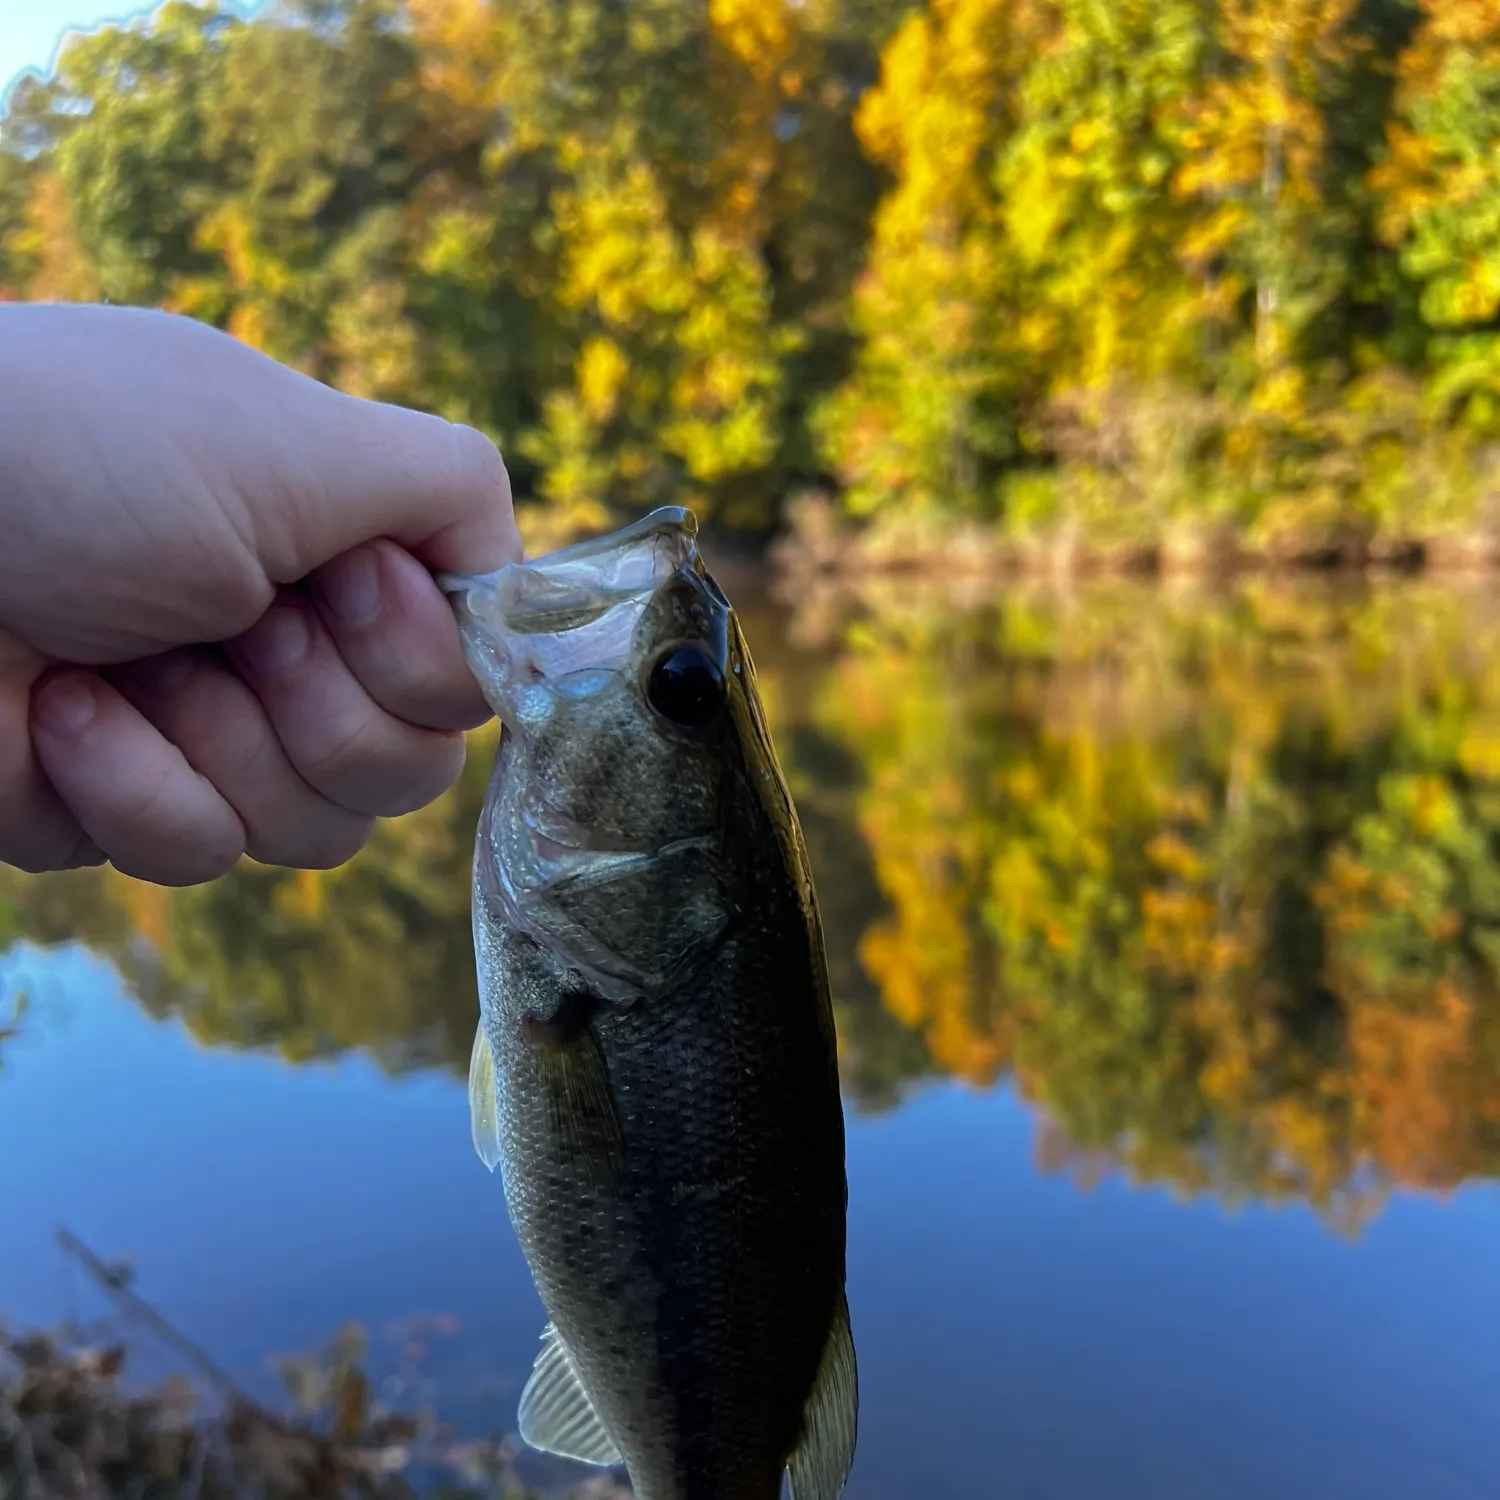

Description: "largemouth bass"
441 507 856 1500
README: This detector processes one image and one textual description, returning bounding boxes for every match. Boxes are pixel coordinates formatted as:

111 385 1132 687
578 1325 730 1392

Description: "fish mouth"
439 507 702 715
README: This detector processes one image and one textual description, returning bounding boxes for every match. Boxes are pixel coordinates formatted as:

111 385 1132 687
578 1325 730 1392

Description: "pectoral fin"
517 1322 622 1467
468 1022 502 1172
787 1293 858 1500
524 994 625 1184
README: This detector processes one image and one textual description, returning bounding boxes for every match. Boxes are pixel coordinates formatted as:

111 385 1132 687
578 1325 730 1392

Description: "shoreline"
757 496 1500 589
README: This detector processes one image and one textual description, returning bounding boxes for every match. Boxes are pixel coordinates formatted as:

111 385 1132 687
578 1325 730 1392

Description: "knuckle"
98 762 246 885
388 732 466 814
444 421 510 505
223 716 286 788
108 759 183 833
300 709 383 790
368 656 434 717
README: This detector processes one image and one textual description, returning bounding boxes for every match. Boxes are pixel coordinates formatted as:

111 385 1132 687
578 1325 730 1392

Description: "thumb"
256 384 523 581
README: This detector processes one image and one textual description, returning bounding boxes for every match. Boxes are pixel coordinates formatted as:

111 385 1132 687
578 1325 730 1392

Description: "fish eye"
646 645 725 731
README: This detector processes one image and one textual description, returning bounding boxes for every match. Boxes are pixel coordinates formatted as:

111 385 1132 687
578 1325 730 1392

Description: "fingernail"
317 548 382 627
34 676 98 736
236 605 310 676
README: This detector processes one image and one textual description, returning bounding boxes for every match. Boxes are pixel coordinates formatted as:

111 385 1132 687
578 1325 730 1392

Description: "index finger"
248 379 522 582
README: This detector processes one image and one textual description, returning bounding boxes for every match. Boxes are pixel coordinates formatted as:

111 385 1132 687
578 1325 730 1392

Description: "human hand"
1 304 521 885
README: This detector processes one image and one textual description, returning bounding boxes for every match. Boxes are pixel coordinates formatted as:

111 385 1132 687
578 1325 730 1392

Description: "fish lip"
507 504 696 570
435 506 697 599
438 507 704 714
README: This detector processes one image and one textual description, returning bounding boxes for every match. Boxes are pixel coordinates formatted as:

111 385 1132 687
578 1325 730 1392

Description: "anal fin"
517 1322 622 1467
787 1292 858 1500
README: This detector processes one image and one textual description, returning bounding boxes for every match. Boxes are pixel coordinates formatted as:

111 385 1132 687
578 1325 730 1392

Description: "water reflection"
5 576 1500 1231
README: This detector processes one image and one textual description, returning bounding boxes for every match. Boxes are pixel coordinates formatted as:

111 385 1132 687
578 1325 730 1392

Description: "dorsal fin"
787 1293 858 1500
517 1322 622 1467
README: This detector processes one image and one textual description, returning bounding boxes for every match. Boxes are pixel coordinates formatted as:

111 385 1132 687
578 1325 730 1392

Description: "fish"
440 506 857 1500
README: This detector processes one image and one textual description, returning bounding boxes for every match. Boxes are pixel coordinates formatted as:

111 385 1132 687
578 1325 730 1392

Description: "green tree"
1371 0 1500 431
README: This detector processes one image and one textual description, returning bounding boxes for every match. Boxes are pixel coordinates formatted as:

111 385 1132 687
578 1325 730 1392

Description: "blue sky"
0 0 266 105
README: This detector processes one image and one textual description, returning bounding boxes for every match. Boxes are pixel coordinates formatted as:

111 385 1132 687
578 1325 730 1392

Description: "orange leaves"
809 582 1500 1221
710 0 796 86
1171 0 1358 218
6 174 99 304
408 0 505 117
1424 0 1500 51
1349 982 1481 1191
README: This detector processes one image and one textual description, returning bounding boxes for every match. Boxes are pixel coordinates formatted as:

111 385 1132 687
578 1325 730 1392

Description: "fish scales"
445 508 857 1500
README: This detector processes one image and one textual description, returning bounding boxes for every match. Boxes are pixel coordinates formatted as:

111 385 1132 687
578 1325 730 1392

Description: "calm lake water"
3 571 1499 1498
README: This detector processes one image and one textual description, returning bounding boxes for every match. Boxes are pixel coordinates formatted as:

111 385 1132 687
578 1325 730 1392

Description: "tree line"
3 0 1500 555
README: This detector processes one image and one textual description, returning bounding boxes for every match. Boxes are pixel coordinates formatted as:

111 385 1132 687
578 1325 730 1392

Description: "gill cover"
442 509 736 1002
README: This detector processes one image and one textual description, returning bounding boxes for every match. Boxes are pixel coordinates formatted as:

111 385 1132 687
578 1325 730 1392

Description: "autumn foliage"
4 0 1500 554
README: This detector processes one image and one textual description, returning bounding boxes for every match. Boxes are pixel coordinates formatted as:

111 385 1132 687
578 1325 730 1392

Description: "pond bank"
0 1232 624 1500
764 494 1500 590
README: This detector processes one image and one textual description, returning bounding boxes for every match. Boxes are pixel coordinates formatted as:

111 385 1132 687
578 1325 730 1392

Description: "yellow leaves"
1266 1098 1337 1187
227 302 274 353
577 337 630 423
555 158 689 326
7 174 98 303
854 0 1015 212
274 869 328 922
1216 0 1360 75
1142 889 1219 977
1069 118 1104 155
408 0 505 120
1369 128 1438 246
1427 0 1500 50
710 0 794 86
541 130 786 502
1147 832 1209 886
1003 149 1071 269
854 14 932 169
1173 78 1326 208
1408 773 1458 839
1450 263 1500 326
1252 365 1307 421
1174 202 1252 266
1458 719 1500 779
328 280 421 403
416 208 495 285
195 202 292 298
1199 1049 1253 1105
808 577 1500 1215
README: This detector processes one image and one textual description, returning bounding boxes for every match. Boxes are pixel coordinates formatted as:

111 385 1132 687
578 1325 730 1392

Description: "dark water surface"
3 572 1499 1498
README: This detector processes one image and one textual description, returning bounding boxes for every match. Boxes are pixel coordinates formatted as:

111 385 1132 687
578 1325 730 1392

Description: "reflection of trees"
781 725 933 1113
0 727 498 1077
814 579 1500 1221
0 625 916 1099
5 580 1500 1220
